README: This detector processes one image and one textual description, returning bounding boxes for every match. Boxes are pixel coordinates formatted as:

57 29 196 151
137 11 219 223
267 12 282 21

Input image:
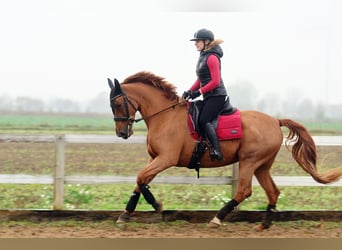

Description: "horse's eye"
114 104 122 109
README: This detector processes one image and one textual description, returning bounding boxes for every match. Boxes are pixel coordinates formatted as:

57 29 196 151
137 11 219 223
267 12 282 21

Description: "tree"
85 92 108 113
229 80 258 110
15 96 45 112
314 102 326 121
281 88 303 117
296 98 314 120
257 92 283 117
48 98 81 113
0 94 14 111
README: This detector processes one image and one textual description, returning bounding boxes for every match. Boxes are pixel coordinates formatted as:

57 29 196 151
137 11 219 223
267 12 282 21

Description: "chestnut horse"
108 71 342 230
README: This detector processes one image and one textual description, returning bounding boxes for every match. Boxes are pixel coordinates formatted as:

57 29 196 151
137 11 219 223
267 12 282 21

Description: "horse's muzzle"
117 131 129 139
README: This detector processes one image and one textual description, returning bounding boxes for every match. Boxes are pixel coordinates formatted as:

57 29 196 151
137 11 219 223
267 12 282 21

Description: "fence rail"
1 174 340 186
1 134 342 210
2 134 342 145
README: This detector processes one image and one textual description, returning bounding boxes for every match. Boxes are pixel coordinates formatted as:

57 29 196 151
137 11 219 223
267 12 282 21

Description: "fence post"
231 163 239 197
54 135 65 210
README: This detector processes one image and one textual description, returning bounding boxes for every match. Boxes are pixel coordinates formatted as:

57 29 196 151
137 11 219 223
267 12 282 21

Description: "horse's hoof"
254 224 270 232
153 201 163 213
208 217 221 228
116 212 131 224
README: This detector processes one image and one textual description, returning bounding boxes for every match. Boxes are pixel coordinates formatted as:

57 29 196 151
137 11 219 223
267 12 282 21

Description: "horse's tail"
279 119 342 184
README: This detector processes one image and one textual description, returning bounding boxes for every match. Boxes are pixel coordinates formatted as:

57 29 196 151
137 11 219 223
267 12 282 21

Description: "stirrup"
209 148 224 161
209 152 224 161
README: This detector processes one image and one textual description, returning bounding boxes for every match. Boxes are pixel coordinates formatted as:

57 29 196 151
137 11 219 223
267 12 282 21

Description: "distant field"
0 112 342 135
0 113 147 134
301 121 342 135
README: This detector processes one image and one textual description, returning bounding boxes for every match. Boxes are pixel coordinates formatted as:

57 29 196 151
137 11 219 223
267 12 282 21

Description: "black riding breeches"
199 95 226 130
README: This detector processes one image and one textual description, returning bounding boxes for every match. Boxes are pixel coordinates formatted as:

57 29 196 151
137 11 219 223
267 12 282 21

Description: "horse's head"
108 78 138 139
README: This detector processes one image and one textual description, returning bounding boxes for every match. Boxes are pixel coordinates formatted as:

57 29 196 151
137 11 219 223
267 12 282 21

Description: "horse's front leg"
116 156 170 223
116 186 141 223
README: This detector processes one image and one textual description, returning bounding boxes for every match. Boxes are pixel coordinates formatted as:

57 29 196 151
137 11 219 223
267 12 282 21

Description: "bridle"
110 91 183 125
111 93 139 123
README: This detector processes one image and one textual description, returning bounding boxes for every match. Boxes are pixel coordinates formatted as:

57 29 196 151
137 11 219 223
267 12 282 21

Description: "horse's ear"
108 78 123 95
108 78 114 89
113 78 123 94
114 78 120 87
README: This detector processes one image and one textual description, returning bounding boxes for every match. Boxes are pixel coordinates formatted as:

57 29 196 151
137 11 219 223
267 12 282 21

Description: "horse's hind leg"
254 160 280 230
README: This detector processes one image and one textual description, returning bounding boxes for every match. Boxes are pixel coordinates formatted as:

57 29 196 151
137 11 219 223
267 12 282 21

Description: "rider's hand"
182 90 191 100
189 90 201 99
182 90 201 100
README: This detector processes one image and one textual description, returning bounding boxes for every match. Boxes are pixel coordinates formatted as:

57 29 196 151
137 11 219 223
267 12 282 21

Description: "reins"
134 97 183 123
111 93 184 124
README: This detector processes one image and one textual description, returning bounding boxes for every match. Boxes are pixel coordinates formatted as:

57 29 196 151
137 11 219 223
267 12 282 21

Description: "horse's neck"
125 84 178 123
141 96 179 124
129 85 189 142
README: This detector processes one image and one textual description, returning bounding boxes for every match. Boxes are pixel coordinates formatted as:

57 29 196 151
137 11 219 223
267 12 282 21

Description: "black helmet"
190 29 214 41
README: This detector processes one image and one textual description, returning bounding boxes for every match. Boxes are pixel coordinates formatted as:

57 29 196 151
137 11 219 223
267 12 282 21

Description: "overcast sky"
0 0 341 105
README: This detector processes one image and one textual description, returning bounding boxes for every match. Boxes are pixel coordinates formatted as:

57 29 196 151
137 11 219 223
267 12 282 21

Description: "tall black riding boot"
204 123 224 161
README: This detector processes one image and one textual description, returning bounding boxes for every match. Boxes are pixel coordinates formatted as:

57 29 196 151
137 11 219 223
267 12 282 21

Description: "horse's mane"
122 71 178 100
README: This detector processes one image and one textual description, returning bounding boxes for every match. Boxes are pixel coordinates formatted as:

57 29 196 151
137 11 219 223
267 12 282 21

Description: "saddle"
187 99 242 141
187 99 243 177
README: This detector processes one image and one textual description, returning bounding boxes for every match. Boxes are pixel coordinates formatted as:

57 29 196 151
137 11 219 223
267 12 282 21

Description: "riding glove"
182 90 191 99
182 90 201 100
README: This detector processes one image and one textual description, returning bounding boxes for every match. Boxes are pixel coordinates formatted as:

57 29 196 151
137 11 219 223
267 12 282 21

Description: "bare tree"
85 92 108 113
0 94 14 111
296 98 314 120
257 92 283 117
48 98 81 113
229 80 258 110
15 96 45 112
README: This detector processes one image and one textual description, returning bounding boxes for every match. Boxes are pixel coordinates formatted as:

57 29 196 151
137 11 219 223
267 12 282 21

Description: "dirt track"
0 220 341 238
0 210 341 238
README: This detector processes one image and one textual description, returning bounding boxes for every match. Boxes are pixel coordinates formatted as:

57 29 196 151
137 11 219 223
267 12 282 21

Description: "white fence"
0 134 342 210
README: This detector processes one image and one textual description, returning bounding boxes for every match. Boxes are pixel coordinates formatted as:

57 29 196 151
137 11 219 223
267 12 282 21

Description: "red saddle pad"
188 109 243 141
216 109 243 140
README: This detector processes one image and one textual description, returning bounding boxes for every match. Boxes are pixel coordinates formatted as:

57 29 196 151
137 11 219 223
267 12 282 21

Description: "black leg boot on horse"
116 184 163 223
204 122 224 161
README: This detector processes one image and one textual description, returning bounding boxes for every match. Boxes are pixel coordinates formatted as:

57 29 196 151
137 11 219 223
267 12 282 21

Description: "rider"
183 28 228 161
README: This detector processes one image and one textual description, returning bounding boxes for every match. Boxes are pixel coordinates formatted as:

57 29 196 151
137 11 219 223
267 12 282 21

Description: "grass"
0 183 340 211
302 121 342 135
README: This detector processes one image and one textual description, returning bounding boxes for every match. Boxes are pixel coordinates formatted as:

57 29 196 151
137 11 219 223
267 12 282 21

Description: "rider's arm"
189 78 200 91
200 55 220 94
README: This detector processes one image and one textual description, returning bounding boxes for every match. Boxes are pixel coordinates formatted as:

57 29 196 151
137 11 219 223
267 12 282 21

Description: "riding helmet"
190 29 215 41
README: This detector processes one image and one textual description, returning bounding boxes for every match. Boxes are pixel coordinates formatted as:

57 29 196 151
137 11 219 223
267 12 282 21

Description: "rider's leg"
204 122 224 160
199 96 226 161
